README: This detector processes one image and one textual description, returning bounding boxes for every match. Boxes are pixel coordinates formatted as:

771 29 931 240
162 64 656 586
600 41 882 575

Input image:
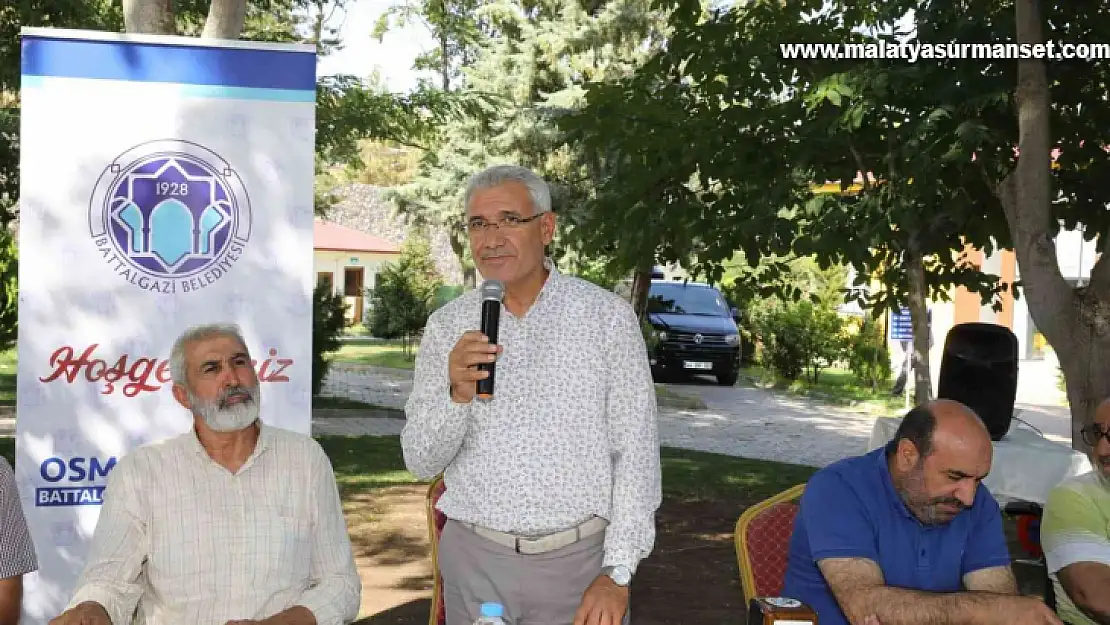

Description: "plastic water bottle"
474 602 507 624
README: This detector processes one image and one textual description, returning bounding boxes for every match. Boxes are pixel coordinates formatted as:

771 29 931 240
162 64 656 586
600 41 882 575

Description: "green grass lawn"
0 349 14 406
740 364 904 413
0 434 812 521
312 396 398 411
331 342 416 369
0 433 813 508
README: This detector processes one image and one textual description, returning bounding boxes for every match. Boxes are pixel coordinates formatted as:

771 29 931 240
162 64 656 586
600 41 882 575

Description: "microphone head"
480 280 505 302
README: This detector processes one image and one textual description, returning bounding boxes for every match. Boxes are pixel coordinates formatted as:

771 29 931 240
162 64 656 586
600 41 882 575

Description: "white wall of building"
313 250 398 324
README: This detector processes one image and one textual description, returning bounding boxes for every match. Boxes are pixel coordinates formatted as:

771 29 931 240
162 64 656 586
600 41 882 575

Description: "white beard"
191 386 260 432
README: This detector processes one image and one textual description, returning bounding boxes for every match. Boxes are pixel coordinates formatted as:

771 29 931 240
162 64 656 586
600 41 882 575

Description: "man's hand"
573 574 629 625
48 602 111 625
819 557 1062 625
448 331 501 403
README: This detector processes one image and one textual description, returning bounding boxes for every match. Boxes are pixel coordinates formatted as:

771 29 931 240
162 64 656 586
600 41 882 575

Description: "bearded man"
781 399 1062 625
51 323 360 625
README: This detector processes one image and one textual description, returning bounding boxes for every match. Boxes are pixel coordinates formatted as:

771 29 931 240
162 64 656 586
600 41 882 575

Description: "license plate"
683 361 713 370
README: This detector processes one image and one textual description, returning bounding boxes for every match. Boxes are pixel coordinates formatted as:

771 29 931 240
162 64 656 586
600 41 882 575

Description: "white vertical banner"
15 28 317 624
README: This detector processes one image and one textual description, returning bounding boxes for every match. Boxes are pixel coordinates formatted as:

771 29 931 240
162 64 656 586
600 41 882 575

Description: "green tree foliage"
552 248 621 291
1 0 124 221
800 0 1110 444
562 0 1110 441
368 233 444 353
349 139 422 187
846 315 891 391
311 281 347 395
752 299 844 384
371 0 488 91
386 0 670 288
743 255 850 383
556 0 1014 403
0 229 16 353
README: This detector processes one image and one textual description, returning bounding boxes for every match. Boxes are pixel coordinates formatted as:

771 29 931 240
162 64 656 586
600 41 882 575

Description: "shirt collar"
879 441 917 521
186 419 271 473
535 256 561 302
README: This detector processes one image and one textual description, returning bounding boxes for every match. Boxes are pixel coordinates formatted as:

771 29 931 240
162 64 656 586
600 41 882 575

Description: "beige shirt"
68 423 361 625
402 260 662 573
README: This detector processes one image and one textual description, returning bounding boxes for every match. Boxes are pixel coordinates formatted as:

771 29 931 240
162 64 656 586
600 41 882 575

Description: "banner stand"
16 28 317 624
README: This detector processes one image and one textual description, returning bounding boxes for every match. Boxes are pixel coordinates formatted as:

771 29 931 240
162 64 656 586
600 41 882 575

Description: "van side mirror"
731 307 741 322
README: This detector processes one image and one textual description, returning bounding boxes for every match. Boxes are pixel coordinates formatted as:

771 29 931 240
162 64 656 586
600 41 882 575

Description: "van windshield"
646 284 729 316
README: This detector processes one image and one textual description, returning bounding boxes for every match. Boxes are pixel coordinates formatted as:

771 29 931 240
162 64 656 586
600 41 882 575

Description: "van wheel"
717 368 738 386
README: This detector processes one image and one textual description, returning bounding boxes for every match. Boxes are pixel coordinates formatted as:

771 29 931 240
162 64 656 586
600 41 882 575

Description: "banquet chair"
735 483 817 624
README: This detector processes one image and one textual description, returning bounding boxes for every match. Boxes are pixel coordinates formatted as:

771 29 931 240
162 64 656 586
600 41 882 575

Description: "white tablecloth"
867 416 1093 505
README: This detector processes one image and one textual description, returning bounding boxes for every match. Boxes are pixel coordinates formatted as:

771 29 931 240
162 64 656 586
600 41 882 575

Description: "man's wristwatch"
602 565 632 587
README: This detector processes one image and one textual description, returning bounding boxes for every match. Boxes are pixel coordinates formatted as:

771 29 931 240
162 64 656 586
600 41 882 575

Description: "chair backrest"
426 476 448 625
735 483 805 605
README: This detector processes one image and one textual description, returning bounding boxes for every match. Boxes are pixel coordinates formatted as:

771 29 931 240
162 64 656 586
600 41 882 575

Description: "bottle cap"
479 603 504 618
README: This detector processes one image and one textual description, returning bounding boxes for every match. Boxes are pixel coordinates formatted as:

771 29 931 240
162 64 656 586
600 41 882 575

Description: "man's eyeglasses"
1080 423 1110 447
466 214 542 234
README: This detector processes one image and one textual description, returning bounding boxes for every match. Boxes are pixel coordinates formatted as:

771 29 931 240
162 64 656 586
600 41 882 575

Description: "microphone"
476 280 504 401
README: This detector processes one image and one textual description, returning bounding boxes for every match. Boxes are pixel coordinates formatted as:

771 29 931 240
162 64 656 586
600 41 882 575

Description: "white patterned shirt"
68 423 361 625
402 259 662 573
0 456 37 579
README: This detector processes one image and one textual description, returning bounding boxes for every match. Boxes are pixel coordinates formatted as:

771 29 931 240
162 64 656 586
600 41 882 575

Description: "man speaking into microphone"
402 164 661 625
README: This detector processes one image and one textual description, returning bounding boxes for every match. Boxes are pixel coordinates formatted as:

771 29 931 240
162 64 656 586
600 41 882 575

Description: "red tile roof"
314 219 401 254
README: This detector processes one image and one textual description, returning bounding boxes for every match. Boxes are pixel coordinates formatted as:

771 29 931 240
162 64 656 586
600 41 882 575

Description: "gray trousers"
439 520 632 625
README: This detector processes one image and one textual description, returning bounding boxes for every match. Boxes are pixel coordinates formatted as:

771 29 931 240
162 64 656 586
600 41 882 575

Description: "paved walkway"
321 364 1076 467
321 364 883 467
1 364 1073 471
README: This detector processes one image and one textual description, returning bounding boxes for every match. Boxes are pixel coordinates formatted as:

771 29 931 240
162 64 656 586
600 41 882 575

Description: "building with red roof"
313 218 401 325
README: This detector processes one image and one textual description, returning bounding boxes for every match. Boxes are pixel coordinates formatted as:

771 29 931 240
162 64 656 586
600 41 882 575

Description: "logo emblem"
88 139 252 294
694 333 703 344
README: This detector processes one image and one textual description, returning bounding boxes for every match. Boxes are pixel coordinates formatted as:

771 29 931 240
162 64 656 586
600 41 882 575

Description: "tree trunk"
123 0 176 34
630 261 653 320
202 0 248 39
448 228 476 288
995 0 1110 451
440 3 451 93
905 241 933 406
